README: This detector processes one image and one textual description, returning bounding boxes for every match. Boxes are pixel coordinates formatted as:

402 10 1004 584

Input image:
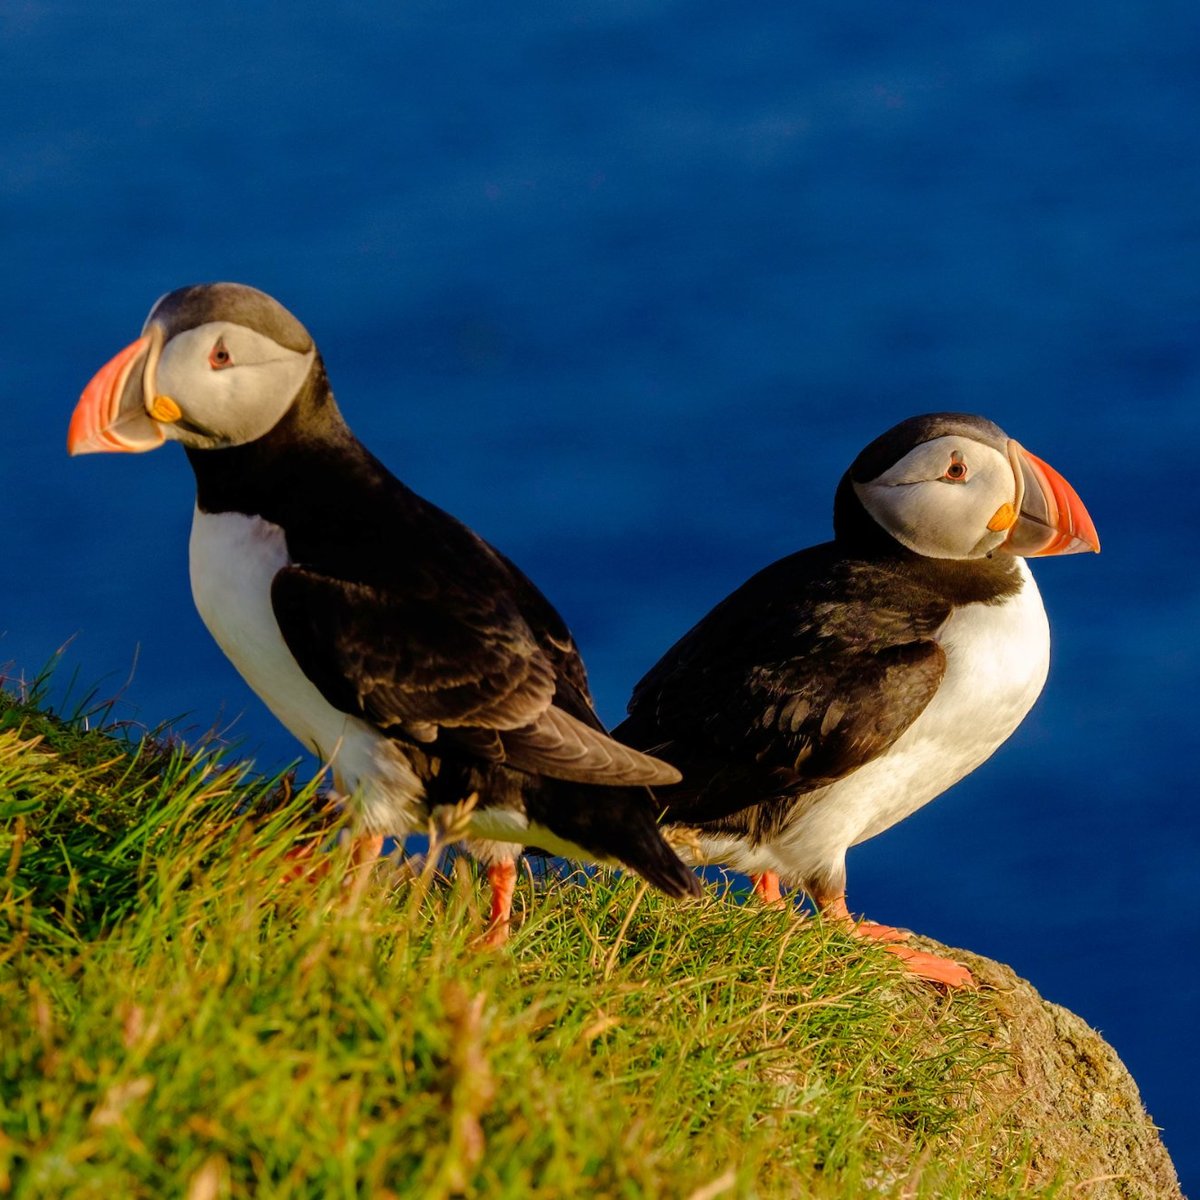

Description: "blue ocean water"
2 0 1197 1183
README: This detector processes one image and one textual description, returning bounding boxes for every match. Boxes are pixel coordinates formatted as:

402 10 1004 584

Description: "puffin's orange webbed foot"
883 944 976 989
849 919 911 944
821 895 909 941
820 893 973 989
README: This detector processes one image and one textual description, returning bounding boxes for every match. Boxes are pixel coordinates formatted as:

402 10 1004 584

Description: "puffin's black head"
834 412 1100 559
68 283 320 456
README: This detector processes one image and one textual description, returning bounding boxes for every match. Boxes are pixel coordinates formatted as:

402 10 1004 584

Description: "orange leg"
751 871 784 906
480 858 518 948
343 832 385 903
348 832 385 868
348 832 385 873
819 893 974 990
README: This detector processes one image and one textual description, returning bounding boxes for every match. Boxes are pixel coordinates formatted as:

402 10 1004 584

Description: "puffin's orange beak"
1002 440 1100 557
67 334 164 455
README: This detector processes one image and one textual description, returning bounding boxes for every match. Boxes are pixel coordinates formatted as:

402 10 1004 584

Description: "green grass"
0 688 1060 1199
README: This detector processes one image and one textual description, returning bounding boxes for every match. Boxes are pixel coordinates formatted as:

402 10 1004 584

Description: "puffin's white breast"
705 559 1052 882
852 559 1050 840
187 506 426 833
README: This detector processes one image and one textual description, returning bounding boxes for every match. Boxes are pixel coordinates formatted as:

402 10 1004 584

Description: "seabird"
68 282 700 941
616 413 1099 985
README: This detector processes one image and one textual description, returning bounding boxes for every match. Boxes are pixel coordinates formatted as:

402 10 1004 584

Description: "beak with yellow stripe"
68 282 317 457
67 330 169 455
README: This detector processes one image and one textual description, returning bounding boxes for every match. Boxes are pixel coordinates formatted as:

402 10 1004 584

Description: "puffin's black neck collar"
187 358 363 519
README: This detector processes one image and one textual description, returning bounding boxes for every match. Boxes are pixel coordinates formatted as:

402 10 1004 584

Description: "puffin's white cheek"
935 490 1014 559
857 481 998 559
905 492 984 559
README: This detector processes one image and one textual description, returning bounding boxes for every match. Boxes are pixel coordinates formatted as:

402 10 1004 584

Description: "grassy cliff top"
0 691 1177 1199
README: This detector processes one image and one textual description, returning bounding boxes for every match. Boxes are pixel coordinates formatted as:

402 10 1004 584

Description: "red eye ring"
208 338 233 370
944 458 968 482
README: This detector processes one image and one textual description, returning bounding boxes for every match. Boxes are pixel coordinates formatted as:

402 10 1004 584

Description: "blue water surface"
2 0 1197 1184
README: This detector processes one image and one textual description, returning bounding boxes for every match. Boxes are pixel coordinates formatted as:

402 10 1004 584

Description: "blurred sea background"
2 0 1197 1184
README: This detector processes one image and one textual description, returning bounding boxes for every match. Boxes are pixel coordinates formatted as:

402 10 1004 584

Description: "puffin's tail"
625 817 704 899
527 781 702 900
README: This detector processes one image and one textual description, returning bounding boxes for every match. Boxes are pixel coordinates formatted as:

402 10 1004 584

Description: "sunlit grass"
0 687 1058 1198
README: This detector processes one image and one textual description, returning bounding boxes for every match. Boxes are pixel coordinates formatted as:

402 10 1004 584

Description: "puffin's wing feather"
271 565 556 731
271 565 678 785
620 552 949 810
734 636 946 785
489 545 594 702
502 705 681 785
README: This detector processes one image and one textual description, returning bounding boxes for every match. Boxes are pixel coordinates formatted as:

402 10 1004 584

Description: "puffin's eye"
208 338 233 370
943 455 968 482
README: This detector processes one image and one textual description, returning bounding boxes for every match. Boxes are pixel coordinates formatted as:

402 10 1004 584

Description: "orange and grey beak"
1002 440 1100 557
67 334 165 455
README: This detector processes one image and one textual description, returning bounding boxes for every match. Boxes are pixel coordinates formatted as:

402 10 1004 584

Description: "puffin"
67 282 701 940
615 413 1099 986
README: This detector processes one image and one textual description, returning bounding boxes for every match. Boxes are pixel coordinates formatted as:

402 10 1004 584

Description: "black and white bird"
68 282 700 940
616 413 1099 986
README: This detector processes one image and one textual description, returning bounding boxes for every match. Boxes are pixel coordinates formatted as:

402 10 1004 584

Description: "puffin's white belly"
188 507 426 833
701 560 1051 883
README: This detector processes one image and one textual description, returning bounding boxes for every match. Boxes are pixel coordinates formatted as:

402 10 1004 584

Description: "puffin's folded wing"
270 565 680 786
621 557 951 804
271 565 558 734
736 639 947 787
